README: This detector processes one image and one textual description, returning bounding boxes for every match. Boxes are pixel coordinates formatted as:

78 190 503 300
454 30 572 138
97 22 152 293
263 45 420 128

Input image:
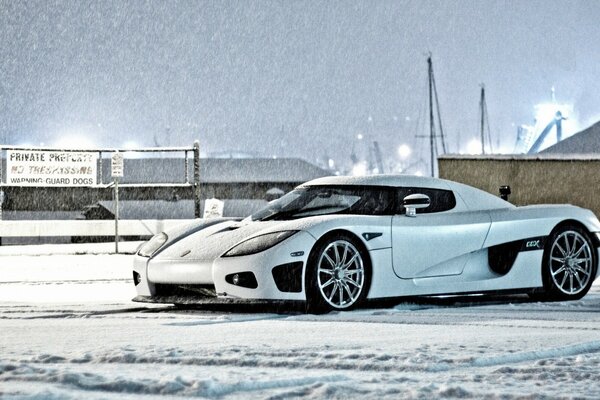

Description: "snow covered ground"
1 244 600 399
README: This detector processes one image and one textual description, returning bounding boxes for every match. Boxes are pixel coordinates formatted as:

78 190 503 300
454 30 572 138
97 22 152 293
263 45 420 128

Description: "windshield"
249 185 394 221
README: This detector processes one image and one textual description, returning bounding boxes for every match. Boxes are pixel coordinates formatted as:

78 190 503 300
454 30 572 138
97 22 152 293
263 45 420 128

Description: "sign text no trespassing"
6 150 98 187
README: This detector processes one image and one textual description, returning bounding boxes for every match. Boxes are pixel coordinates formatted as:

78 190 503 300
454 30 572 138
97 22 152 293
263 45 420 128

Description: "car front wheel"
305 234 370 313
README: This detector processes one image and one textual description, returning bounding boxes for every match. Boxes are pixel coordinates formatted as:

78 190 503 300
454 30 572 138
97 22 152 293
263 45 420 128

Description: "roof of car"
301 174 452 189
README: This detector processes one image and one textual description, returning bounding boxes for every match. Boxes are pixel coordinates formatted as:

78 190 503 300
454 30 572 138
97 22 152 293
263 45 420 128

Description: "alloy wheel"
317 240 365 309
549 230 593 295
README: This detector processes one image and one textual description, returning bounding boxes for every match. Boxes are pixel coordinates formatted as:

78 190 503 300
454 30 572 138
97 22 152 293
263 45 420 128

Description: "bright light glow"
328 158 335 169
531 102 578 150
397 144 411 159
466 138 482 154
534 103 570 126
352 162 367 176
122 140 139 149
414 170 423 177
53 135 96 149
356 133 364 140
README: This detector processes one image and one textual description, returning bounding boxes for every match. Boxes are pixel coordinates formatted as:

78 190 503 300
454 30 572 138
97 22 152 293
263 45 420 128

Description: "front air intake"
272 262 303 293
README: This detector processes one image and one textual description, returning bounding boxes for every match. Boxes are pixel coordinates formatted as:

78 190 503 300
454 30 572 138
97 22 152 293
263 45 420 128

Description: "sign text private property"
6 150 98 186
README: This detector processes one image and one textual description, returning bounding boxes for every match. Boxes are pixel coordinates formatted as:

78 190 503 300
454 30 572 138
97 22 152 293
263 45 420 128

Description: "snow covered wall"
438 154 600 217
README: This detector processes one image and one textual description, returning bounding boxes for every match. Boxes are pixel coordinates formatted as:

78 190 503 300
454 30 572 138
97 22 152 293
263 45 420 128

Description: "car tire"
305 233 371 313
539 225 597 301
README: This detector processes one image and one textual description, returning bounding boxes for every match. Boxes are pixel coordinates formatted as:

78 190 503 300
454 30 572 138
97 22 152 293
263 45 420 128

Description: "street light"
397 144 411 159
466 138 482 154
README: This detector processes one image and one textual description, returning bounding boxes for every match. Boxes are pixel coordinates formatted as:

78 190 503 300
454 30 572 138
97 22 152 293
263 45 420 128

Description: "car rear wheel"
540 225 597 301
305 234 370 313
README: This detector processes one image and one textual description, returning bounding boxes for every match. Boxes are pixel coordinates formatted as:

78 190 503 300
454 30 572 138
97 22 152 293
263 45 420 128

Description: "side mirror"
499 185 511 201
403 193 430 217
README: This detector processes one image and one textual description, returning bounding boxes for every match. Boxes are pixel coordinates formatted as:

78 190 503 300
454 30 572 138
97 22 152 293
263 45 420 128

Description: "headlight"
138 232 168 257
223 231 298 257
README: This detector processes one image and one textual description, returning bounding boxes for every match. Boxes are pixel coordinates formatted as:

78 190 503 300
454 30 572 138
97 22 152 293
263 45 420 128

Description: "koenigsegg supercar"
132 175 600 311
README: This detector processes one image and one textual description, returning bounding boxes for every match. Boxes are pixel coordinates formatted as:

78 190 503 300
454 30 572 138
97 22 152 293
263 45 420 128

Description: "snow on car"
132 175 600 311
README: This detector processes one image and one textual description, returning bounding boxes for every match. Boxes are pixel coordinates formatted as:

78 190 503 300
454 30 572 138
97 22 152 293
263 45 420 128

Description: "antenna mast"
479 84 493 154
426 55 447 176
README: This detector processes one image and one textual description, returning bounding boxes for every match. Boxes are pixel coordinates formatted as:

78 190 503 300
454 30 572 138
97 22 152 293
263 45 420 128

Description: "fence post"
114 177 119 254
0 147 3 223
193 140 201 218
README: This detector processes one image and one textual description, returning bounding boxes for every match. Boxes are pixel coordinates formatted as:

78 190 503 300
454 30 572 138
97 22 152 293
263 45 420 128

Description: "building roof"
540 120 600 154
91 199 268 219
100 157 330 184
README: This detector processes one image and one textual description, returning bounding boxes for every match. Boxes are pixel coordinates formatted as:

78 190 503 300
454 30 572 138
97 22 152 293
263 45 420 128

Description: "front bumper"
132 230 316 302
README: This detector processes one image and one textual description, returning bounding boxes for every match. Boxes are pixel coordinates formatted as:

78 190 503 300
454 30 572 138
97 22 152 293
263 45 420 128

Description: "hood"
152 218 303 261
152 214 353 262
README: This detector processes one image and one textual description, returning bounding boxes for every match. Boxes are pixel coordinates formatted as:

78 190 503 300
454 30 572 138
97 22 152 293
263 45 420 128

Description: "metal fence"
0 141 202 219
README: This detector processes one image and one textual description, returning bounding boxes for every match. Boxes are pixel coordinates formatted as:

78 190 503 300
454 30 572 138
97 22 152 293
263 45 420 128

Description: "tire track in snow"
427 340 600 371
0 361 348 398
163 314 289 326
15 340 600 376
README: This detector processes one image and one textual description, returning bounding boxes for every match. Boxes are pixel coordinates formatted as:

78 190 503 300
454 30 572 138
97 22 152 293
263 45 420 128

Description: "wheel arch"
550 219 597 245
306 229 373 295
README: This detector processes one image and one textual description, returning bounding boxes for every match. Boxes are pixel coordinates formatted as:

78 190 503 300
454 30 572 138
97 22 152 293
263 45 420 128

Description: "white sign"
203 198 224 219
111 152 124 177
6 150 97 187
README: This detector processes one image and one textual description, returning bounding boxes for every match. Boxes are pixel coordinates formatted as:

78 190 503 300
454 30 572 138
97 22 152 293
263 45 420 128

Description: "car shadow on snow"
136 293 545 315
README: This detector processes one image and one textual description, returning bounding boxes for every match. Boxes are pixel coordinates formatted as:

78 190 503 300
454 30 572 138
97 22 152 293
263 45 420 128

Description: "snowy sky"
0 0 598 170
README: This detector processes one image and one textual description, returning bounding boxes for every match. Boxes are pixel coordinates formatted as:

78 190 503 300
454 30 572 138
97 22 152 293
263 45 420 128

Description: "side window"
396 187 456 214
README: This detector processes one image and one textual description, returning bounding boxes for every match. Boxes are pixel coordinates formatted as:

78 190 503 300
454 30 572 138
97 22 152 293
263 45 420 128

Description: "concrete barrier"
438 154 600 217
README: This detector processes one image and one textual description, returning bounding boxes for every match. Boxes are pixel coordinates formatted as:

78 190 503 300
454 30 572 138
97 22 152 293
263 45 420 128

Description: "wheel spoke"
555 242 567 257
551 256 565 263
340 243 349 266
321 277 335 288
574 272 584 288
342 282 355 302
333 244 340 266
560 272 568 288
323 253 336 268
328 283 338 302
343 254 359 269
569 274 574 293
571 247 584 258
338 284 344 305
344 276 361 288
572 257 590 265
551 266 566 276
574 265 590 276
564 235 571 255
318 268 334 275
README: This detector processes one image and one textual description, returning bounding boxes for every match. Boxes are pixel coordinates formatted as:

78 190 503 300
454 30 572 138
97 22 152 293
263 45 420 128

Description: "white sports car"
132 175 600 312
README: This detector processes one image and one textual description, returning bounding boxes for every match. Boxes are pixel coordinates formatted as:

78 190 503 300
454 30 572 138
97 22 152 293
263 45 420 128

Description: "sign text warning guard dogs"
6 150 98 187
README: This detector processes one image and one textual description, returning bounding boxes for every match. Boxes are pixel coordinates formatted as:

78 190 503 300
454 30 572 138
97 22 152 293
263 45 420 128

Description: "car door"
391 187 491 279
